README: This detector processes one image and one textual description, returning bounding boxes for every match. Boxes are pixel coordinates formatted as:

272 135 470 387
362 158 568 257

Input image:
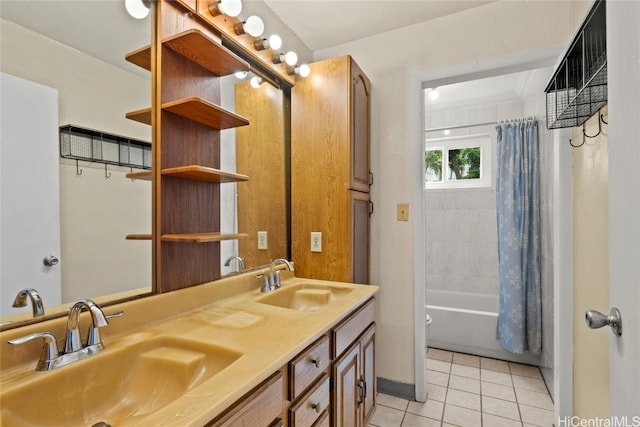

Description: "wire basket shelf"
545 0 607 130
60 125 151 170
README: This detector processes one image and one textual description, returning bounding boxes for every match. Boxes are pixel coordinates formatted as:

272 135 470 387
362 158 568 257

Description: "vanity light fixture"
234 71 249 79
234 15 265 37
427 87 440 101
288 63 311 78
250 76 263 88
124 0 151 19
273 51 298 66
208 0 242 17
254 34 282 51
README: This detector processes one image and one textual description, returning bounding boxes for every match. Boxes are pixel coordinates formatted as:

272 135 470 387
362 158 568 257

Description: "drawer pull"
311 402 322 413
310 356 321 368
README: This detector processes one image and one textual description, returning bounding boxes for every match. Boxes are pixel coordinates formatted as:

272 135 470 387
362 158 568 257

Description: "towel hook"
75 159 83 175
104 164 111 179
583 114 602 139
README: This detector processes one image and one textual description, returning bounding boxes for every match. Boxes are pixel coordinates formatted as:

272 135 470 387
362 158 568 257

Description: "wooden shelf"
124 29 249 76
126 108 152 125
127 98 249 130
126 171 152 181
162 165 248 183
126 234 152 240
163 97 249 129
125 45 152 71
161 233 249 243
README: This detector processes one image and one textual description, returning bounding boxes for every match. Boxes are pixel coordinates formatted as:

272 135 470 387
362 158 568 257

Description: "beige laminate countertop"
0 271 379 426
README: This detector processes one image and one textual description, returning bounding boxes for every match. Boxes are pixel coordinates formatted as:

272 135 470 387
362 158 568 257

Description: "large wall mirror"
0 1 290 328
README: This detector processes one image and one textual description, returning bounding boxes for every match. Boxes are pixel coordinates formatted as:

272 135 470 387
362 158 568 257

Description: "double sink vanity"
0 266 378 426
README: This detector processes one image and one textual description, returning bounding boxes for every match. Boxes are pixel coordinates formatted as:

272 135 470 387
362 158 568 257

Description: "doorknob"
43 255 59 267
585 307 622 336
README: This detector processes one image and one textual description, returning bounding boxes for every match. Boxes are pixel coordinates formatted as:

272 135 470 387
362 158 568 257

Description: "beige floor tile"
482 396 521 421
401 413 441 427
446 388 481 411
451 363 480 380
481 357 511 373
515 388 553 411
481 381 517 402
377 393 410 411
449 374 481 394
428 347 454 362
426 369 450 387
512 375 549 394
426 383 447 402
443 424 459 427
509 362 542 379
519 404 555 426
407 400 444 421
481 369 513 386
427 358 452 373
369 404 405 427
453 352 480 367
483 413 524 427
443 403 482 427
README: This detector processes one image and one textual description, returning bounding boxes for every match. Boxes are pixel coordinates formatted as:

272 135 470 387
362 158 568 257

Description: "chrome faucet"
7 299 122 371
12 288 45 317
64 299 108 353
267 258 294 291
224 255 246 272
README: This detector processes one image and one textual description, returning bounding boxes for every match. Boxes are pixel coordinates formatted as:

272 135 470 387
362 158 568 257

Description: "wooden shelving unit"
127 0 253 292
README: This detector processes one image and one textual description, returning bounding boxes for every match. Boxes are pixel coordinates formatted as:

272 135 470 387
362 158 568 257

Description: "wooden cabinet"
331 300 376 427
291 55 371 284
126 1 251 292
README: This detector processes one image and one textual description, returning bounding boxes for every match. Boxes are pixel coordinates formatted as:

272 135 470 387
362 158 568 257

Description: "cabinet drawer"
312 410 329 427
332 298 375 358
289 374 330 427
289 334 330 400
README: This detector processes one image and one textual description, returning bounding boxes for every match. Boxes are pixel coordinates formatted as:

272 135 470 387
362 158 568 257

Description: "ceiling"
262 0 493 51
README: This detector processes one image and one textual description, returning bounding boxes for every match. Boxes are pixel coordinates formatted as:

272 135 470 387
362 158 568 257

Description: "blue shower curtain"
495 120 541 355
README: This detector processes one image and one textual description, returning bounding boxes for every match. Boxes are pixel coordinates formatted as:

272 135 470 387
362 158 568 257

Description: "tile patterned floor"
367 348 554 427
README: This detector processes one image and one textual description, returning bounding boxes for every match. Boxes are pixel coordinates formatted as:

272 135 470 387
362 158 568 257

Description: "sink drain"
91 422 111 427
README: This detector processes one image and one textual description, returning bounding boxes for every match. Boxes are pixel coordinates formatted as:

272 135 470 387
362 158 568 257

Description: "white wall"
315 1 580 389
1 19 152 301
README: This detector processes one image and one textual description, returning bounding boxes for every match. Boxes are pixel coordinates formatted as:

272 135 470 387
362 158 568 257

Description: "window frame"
424 133 491 189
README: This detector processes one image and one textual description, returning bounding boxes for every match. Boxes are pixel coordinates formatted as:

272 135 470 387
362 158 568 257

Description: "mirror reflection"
0 1 289 328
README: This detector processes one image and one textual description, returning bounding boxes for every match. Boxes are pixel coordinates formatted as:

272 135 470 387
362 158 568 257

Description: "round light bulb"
243 16 264 37
298 64 311 78
250 76 262 89
218 0 242 17
284 51 298 66
234 71 248 79
443 129 451 136
125 0 150 19
268 34 282 50
428 88 439 101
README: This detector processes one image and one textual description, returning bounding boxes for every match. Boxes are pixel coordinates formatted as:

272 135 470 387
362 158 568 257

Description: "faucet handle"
257 274 271 293
87 310 123 347
8 332 59 371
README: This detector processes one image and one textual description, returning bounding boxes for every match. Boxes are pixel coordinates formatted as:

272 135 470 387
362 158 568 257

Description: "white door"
605 1 640 415
0 72 62 316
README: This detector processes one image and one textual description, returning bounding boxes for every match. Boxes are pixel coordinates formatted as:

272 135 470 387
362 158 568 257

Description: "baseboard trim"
377 377 415 401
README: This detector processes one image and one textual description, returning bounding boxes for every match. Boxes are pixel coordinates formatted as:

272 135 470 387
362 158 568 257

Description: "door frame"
410 48 572 415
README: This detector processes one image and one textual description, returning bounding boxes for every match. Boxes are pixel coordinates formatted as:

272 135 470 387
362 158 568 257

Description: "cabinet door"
360 325 376 425
350 191 370 284
332 344 360 427
350 61 371 193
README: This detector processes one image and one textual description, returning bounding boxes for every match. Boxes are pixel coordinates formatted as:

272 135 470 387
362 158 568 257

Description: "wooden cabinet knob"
310 356 321 368
311 402 322 413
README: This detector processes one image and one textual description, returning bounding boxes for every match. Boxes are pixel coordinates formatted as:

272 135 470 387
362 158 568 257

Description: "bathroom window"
424 134 491 189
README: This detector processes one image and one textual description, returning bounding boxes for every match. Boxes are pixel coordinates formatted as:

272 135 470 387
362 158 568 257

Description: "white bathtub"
426 290 541 365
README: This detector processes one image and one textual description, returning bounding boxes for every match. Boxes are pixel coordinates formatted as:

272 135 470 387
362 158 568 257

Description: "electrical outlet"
257 231 268 250
311 232 322 252
397 203 409 221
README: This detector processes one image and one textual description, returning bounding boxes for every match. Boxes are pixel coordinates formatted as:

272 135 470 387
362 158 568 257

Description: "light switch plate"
257 231 268 250
311 232 322 252
397 203 409 221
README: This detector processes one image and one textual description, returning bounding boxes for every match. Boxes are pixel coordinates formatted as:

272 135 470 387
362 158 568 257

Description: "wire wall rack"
60 125 151 171
545 0 606 130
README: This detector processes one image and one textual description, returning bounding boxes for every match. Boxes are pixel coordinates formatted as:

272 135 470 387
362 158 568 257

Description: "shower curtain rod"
424 116 537 133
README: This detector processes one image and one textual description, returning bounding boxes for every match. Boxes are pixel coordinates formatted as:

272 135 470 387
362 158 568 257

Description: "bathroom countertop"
0 270 378 426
